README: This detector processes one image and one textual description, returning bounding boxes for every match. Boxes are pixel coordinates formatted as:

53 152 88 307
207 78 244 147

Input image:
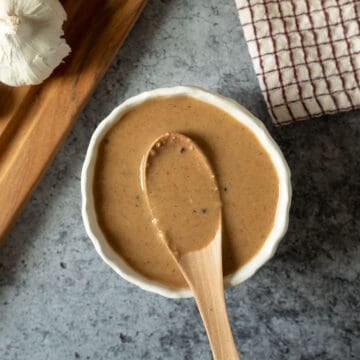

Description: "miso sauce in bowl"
82 86 291 298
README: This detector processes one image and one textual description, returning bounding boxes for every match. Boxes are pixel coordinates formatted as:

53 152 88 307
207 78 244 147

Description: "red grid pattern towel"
235 0 360 125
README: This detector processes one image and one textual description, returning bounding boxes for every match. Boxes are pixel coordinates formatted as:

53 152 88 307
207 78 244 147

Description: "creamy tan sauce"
144 133 221 257
93 96 279 288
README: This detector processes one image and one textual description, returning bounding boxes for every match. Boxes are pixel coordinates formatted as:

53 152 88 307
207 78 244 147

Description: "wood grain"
0 0 147 243
179 227 241 360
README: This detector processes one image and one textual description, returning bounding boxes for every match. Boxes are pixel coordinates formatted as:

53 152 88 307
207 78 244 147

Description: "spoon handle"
179 238 240 360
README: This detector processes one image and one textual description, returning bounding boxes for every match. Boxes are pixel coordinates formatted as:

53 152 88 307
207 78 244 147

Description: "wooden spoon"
141 132 240 360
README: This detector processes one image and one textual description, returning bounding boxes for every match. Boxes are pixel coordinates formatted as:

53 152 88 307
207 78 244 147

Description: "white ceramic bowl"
81 86 292 298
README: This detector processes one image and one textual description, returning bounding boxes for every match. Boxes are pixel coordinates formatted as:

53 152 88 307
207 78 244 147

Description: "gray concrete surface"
1 1 359 359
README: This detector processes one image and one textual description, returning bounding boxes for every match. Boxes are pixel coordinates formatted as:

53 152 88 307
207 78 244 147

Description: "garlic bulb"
0 0 71 86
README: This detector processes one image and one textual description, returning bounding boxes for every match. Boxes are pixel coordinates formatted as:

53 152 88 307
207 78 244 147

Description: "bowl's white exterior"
81 86 292 299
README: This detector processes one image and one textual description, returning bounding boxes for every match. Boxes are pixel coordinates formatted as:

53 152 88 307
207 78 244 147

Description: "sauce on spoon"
143 132 221 256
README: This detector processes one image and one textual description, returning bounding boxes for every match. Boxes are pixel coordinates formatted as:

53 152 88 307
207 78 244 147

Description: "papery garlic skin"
0 0 71 86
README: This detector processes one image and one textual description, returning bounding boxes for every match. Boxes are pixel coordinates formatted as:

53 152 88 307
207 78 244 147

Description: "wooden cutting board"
0 0 147 243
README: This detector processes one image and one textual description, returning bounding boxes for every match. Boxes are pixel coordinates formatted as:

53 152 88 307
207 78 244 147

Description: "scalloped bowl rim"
81 86 292 299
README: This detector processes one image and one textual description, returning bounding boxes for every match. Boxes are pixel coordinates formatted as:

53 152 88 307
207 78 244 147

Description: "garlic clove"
0 0 71 87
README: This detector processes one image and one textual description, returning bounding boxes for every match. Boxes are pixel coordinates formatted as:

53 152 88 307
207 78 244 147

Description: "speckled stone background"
1 1 360 359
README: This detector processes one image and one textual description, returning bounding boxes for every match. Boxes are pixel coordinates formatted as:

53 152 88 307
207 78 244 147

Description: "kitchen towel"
235 0 360 125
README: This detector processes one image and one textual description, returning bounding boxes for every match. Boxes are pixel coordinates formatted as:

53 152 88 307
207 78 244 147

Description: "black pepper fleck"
60 262 66 269
202 208 207 214
180 147 186 153
119 333 133 343
75 352 80 359
224 187 228 192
